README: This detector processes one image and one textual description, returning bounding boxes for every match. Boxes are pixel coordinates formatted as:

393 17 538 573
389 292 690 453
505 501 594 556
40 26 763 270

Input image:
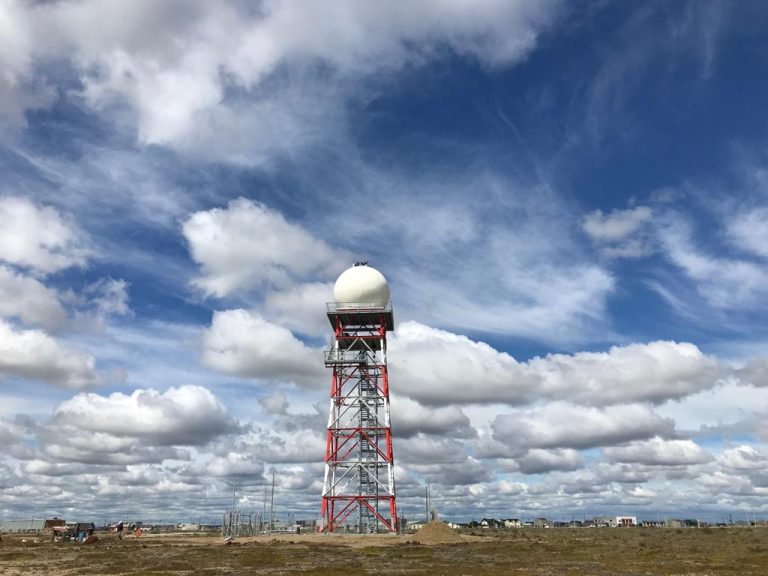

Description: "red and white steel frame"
320 308 397 533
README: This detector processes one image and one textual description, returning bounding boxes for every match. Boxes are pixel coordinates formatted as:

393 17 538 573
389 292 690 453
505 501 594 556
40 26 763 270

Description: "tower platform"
326 302 394 331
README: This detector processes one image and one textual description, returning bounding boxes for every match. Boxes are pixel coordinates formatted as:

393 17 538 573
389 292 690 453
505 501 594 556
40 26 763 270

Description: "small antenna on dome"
353 260 369 267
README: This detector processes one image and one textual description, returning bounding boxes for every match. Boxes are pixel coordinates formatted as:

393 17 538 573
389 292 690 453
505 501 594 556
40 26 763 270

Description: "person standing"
116 522 124 542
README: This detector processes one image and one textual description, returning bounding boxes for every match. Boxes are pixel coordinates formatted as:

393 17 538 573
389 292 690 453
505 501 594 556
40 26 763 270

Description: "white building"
613 516 637 527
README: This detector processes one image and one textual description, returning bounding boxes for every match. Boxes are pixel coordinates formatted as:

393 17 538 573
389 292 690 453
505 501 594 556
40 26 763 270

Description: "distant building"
614 516 637 527
178 523 200 531
533 518 551 529
44 518 66 531
503 518 521 528
406 520 426 531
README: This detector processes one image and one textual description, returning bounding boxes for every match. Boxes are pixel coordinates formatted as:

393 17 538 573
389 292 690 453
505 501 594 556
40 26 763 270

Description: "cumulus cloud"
44 442 189 466
263 282 333 338
201 308 323 387
582 206 653 258
0 0 560 158
184 199 348 297
53 385 236 445
718 445 768 470
604 437 712 466
492 403 676 450
697 471 763 496
531 340 724 406
391 396 475 439
0 1 55 128
736 358 768 387
210 424 326 465
396 434 470 465
0 196 89 274
190 453 265 479
0 320 101 388
0 265 67 329
259 390 289 416
390 322 724 406
389 321 532 406
516 448 582 474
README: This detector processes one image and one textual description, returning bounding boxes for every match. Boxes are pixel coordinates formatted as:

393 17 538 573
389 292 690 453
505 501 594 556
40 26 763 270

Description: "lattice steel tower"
321 264 397 533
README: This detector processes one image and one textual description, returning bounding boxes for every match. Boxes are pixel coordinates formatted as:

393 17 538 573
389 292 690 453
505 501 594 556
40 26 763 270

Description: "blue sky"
1 0 768 524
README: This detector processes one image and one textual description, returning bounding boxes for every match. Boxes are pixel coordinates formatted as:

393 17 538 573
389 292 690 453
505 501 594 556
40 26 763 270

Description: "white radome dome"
333 264 390 307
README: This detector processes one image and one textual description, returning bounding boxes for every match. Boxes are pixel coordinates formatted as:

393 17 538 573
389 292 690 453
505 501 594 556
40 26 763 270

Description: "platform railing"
324 347 377 365
327 302 392 314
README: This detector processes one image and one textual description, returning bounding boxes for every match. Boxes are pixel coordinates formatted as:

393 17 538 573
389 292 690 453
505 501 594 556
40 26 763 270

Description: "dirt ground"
1 525 767 575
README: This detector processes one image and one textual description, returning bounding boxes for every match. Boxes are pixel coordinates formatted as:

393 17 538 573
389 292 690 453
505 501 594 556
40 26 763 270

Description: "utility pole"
230 482 237 538
270 472 275 532
262 484 268 532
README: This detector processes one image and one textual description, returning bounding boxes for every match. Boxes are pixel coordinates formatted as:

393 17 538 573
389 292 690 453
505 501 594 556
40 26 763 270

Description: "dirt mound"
412 522 463 544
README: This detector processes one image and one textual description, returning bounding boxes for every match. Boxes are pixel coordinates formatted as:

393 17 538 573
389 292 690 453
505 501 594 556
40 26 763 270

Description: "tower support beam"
321 303 397 533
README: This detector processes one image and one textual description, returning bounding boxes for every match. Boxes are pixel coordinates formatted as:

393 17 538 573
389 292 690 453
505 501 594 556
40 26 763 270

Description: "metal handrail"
324 348 376 364
327 302 392 313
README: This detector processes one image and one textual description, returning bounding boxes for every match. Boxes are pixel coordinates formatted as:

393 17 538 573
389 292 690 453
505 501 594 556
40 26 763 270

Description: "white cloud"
85 278 131 317
396 434 470 465
0 196 89 274
391 396 474 439
516 448 582 474
697 471 762 496
259 390 289 416
0 319 101 388
583 206 653 242
0 265 67 329
604 437 712 466
43 441 189 466
389 321 532 406
492 403 676 450
393 219 615 344
391 322 724 407
184 198 348 297
658 215 768 309
212 424 326 465
531 340 724 406
192 453 265 479
0 0 561 157
582 206 653 258
718 445 768 470
0 0 55 128
263 282 333 338
737 358 768 387
201 308 323 387
53 385 235 445
726 207 768 259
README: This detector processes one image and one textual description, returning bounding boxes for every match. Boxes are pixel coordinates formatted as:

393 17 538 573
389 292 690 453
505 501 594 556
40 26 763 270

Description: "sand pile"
411 522 463 544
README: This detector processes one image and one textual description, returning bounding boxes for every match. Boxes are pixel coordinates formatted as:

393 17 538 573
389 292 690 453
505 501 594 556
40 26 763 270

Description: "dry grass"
1 527 767 575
